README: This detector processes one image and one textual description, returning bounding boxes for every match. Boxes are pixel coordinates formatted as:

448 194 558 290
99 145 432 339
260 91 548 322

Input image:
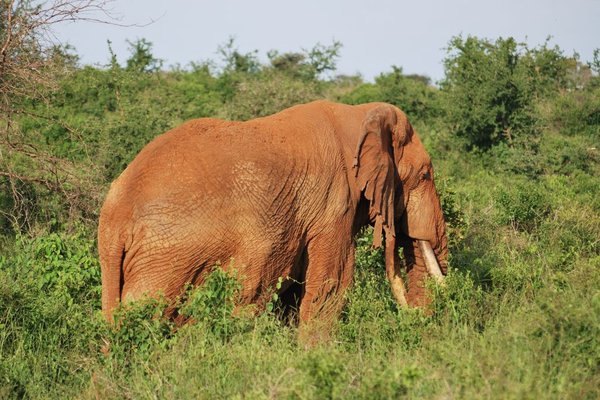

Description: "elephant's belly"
120 218 305 307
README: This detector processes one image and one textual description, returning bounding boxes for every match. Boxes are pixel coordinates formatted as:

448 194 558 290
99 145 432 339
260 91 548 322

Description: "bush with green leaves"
0 227 101 306
267 41 343 81
341 66 441 123
495 181 550 232
429 269 484 327
222 70 321 120
441 36 571 150
179 265 247 339
0 229 102 399
104 296 174 367
547 84 600 138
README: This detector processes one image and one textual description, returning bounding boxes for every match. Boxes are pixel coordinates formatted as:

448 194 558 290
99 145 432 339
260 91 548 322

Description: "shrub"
436 177 467 251
340 228 429 351
179 265 246 339
441 36 569 150
341 66 442 123
0 230 103 398
496 184 550 232
547 85 600 137
103 266 249 373
0 227 101 306
356 362 425 399
267 41 342 81
105 296 174 366
430 269 484 327
222 71 321 120
301 351 346 398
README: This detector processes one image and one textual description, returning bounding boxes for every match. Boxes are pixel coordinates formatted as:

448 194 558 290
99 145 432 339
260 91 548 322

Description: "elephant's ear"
353 105 404 248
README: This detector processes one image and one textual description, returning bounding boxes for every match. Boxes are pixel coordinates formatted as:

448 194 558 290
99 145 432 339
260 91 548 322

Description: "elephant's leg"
121 265 186 305
298 229 355 324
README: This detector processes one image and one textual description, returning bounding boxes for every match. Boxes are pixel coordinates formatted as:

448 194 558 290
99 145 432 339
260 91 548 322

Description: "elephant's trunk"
404 235 448 307
385 237 448 308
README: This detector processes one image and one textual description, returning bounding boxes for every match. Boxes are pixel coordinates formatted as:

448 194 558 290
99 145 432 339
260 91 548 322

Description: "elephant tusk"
418 240 445 285
387 265 409 308
385 239 408 307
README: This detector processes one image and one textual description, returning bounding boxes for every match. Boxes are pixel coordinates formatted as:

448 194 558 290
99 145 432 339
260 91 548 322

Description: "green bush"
179 265 246 339
0 227 101 306
547 86 600 137
436 177 467 251
340 228 429 351
0 230 102 398
301 351 346 398
430 269 484 327
441 36 569 150
341 66 442 123
539 133 600 176
222 70 321 120
496 181 550 232
105 296 174 366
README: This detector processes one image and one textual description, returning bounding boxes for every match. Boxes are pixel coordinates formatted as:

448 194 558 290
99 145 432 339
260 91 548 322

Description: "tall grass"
1 150 598 398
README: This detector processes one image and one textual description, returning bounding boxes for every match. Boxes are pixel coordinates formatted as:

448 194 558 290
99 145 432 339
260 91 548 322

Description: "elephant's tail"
99 232 124 323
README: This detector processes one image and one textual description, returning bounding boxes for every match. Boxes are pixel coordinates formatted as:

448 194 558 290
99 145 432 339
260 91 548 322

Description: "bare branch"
0 0 124 231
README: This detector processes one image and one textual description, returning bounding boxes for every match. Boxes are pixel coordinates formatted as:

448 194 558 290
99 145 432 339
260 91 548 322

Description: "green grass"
1 162 599 398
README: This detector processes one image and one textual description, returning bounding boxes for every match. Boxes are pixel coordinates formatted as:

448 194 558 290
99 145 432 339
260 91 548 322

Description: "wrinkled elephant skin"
98 100 448 323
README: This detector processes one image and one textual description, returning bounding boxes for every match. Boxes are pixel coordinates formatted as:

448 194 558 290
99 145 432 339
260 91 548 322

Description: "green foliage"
496 180 551 232
545 85 600 137
441 36 572 150
430 270 484 327
217 37 261 75
1 33 599 399
338 81 381 104
301 351 345 398
341 66 441 123
520 39 572 94
125 38 163 73
267 40 342 80
304 41 343 78
106 297 174 365
179 265 245 338
341 228 430 351
0 230 102 399
265 275 284 313
436 177 467 250
0 227 101 306
222 70 321 120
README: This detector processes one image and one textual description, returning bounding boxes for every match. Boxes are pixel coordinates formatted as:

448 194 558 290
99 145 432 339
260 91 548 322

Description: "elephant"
98 100 448 324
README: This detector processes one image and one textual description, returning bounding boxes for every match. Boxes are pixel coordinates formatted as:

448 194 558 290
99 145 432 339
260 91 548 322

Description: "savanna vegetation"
1 2 599 399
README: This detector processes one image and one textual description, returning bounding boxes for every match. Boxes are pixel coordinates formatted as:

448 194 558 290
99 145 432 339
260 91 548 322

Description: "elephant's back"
100 104 341 234
102 116 304 224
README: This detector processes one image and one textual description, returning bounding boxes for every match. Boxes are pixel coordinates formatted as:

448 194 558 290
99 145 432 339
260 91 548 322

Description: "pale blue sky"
54 0 600 82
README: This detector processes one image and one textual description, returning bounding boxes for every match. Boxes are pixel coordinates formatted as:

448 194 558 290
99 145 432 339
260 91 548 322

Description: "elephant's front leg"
298 228 355 325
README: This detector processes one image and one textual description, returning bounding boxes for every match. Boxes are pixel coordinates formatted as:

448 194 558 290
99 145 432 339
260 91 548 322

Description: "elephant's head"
353 104 448 307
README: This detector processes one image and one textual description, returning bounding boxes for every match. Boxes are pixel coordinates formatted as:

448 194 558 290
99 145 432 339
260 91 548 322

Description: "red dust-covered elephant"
98 100 448 323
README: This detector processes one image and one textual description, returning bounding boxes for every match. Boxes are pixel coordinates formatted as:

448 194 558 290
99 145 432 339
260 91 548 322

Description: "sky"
53 0 600 82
